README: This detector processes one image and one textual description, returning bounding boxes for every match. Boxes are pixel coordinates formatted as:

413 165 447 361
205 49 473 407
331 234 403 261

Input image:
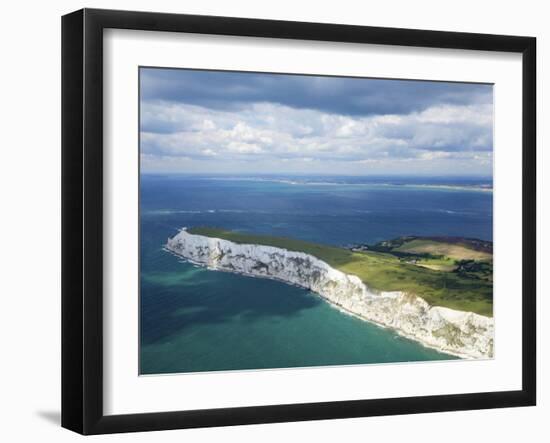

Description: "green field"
187 227 493 317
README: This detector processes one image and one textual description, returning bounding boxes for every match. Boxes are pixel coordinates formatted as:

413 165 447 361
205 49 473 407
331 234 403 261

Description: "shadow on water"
140 264 322 346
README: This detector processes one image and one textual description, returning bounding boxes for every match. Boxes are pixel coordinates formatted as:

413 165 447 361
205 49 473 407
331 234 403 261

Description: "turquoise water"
140 175 492 374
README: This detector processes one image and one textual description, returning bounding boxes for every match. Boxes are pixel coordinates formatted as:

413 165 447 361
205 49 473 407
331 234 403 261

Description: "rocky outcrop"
166 229 494 359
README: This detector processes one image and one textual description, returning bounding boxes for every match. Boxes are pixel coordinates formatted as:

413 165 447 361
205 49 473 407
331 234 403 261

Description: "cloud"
139 68 493 175
141 101 492 161
141 68 492 117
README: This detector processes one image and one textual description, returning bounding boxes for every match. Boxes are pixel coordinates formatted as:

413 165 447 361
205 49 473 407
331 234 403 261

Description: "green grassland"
187 227 493 317
369 237 493 280
393 238 492 261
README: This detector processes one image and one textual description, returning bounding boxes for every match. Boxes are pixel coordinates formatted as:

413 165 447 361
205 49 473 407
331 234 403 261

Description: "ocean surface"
140 175 493 374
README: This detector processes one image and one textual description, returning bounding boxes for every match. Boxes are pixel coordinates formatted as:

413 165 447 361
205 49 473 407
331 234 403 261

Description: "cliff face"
166 229 494 359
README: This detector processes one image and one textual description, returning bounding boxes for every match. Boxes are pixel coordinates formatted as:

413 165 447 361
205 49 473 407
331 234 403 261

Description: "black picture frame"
61 8 536 435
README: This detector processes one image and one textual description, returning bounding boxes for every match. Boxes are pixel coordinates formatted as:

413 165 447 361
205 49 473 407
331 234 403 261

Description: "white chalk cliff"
166 229 494 359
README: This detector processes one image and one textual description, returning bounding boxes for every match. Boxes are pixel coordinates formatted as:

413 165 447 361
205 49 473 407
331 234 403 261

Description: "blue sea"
140 175 493 374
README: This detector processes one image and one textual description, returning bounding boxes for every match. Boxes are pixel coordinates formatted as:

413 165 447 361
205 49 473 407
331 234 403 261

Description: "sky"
140 68 493 176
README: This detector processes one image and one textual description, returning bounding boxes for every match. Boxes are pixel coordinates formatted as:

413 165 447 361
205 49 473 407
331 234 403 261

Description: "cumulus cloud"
140 68 493 175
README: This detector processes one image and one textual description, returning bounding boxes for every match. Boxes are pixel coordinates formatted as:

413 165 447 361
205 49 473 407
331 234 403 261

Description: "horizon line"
139 172 493 178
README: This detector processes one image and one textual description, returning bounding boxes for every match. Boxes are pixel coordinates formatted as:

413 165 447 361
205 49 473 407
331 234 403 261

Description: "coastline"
166 229 494 360
197 176 492 191
166 243 463 359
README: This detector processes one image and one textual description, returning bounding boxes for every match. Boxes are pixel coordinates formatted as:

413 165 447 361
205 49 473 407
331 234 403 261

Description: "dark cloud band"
140 68 492 117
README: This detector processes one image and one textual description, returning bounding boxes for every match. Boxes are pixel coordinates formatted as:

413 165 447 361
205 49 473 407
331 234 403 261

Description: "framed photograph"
61 8 536 435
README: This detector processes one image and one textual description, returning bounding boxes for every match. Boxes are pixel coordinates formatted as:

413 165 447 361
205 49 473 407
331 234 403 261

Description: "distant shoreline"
141 174 492 192
151 175 491 190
